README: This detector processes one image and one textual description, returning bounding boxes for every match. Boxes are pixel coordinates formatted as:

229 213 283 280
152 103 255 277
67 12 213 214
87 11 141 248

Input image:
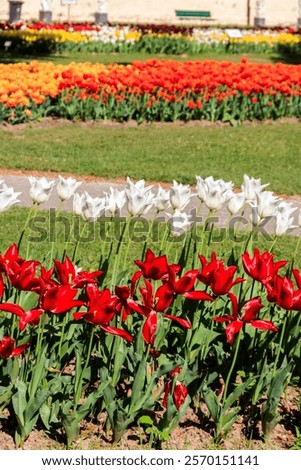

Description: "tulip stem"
159 218 170 255
142 214 157 261
25 205 38 259
62 213 76 259
205 216 216 258
18 204 36 252
72 220 87 264
74 326 95 409
272 314 288 378
201 300 217 361
269 235 278 254
292 235 301 270
57 313 69 367
111 218 127 288
199 210 212 260
222 329 242 405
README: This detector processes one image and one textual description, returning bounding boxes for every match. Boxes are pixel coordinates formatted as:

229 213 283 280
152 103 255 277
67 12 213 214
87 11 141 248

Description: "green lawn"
0 50 281 65
0 207 300 272
0 120 300 195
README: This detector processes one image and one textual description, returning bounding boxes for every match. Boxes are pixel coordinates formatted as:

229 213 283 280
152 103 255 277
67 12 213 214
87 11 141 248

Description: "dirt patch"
0 116 300 135
0 388 300 450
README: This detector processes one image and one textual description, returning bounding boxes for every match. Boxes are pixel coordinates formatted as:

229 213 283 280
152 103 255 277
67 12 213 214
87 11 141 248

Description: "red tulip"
212 264 245 296
6 260 40 291
214 293 278 344
0 243 24 273
0 336 29 358
265 274 301 311
134 248 169 280
54 256 103 288
0 302 43 331
115 285 135 321
167 265 199 294
131 248 180 295
142 310 157 344
41 284 84 314
163 366 188 410
173 383 189 410
198 253 244 296
198 252 222 285
242 248 287 284
74 285 132 341
128 279 191 344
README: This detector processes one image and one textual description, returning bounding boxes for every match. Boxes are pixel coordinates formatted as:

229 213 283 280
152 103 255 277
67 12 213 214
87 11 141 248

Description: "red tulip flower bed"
0 239 300 448
0 59 300 124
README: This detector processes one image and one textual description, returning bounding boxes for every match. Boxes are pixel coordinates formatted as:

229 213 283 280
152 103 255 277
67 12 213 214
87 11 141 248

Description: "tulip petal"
142 311 157 345
250 320 278 332
225 320 243 344
164 313 191 329
101 325 133 342
183 290 214 301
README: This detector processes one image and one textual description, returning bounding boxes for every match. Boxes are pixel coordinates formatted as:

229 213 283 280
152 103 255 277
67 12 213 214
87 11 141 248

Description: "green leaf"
138 415 153 426
129 357 146 412
39 403 51 430
111 337 127 387
160 430 170 441
202 386 220 423
28 350 48 398
12 380 27 428
262 359 292 436
223 377 255 411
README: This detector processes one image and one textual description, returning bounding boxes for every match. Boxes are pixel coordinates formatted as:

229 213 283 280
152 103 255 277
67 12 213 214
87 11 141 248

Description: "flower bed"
0 22 300 55
0 59 300 124
0 173 300 448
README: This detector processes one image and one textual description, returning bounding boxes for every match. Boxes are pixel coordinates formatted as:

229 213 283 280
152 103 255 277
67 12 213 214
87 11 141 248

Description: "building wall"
0 1 299 26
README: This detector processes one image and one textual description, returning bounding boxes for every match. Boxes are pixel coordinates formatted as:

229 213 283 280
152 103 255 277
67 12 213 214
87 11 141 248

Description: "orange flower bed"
0 59 300 123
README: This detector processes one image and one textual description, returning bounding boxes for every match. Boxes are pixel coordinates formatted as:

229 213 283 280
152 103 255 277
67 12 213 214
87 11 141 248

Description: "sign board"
61 0 77 5
225 29 243 39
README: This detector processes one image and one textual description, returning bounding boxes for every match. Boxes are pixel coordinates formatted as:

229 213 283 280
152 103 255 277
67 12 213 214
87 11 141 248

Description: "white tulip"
81 192 106 222
105 187 126 215
274 211 296 236
125 187 154 217
256 191 279 219
125 177 154 217
28 176 55 205
204 178 233 211
57 175 82 201
195 175 208 202
126 177 153 193
241 174 269 203
73 193 85 216
276 200 297 218
170 180 193 211
154 185 170 212
227 191 245 215
0 187 21 212
169 210 194 238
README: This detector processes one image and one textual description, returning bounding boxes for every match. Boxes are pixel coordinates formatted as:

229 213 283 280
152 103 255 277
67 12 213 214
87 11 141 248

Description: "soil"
0 387 300 450
0 116 300 134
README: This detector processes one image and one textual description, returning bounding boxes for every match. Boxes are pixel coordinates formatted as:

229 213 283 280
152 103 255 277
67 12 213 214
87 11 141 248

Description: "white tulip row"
0 174 298 239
